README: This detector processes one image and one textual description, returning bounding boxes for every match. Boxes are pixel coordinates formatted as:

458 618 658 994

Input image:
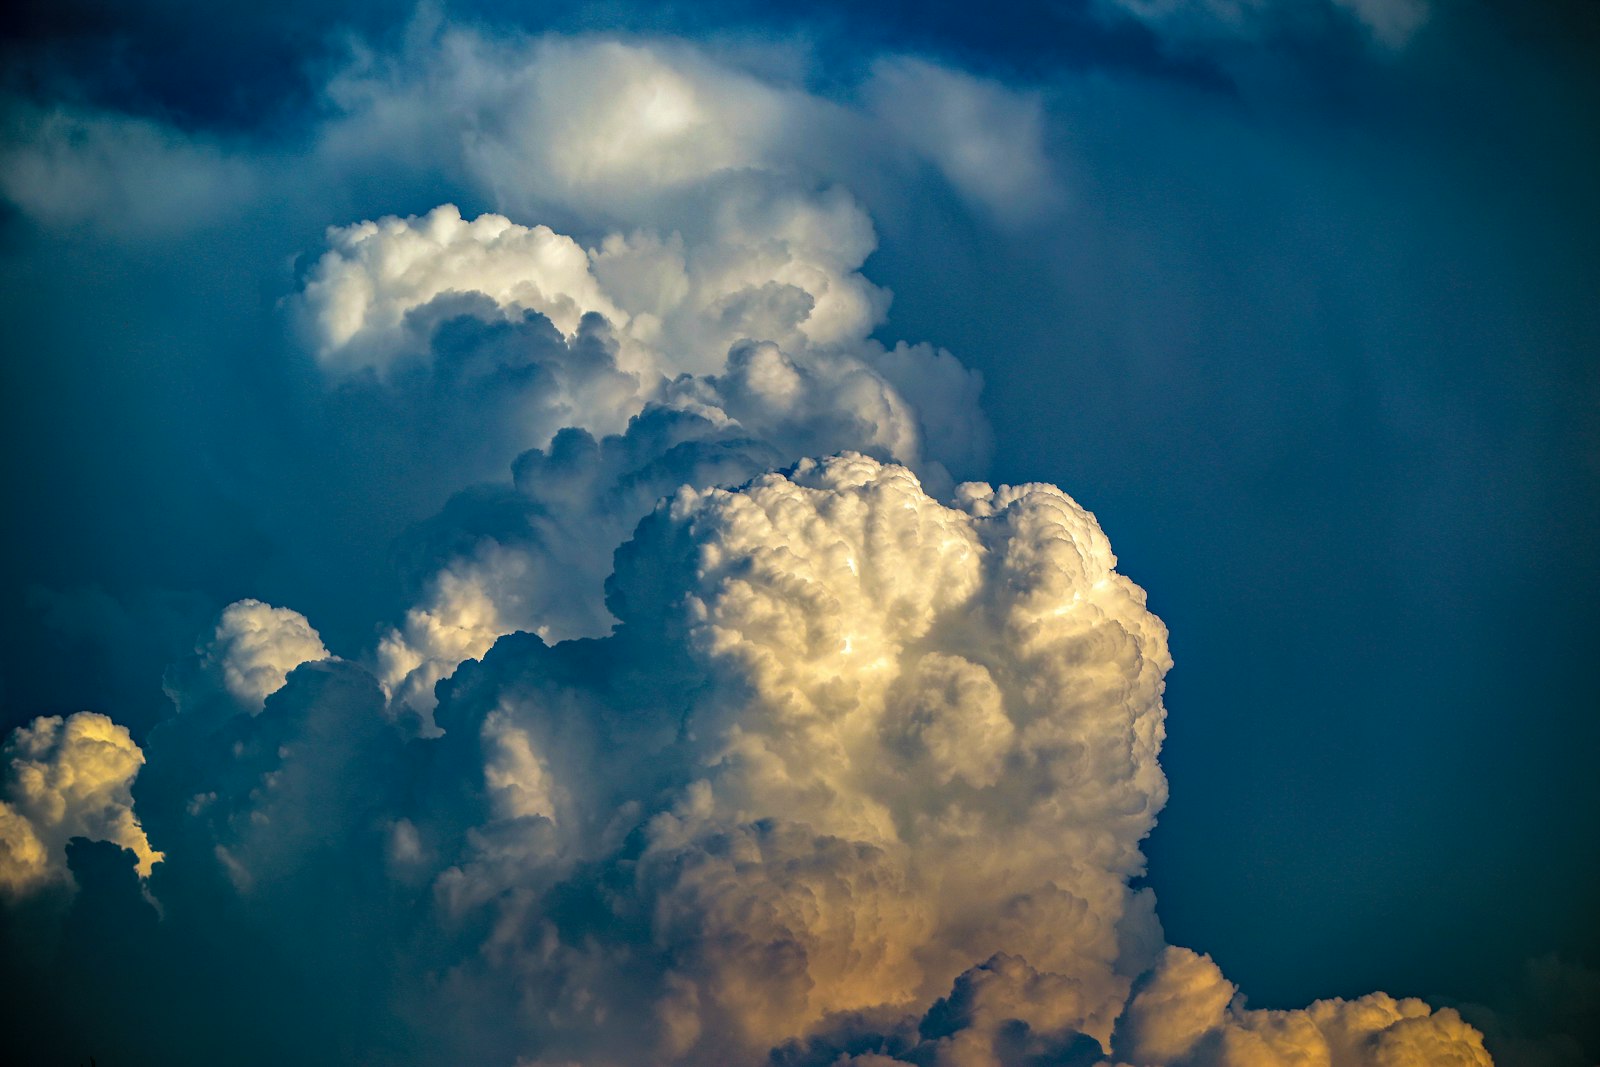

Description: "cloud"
1452 955 1600 1067
356 452 1173 1062
300 187 891 388
625 455 1169 1044
0 15 1523 1067
1096 0 1429 51
2 451 1177 1062
324 34 798 214
301 204 625 377
164 658 402 897
0 103 255 236
286 53 990 718
1116 945 1240 1064
1112 947 1493 1067
864 59 1062 225
301 188 987 722
197 599 332 712
1329 0 1429 49
0 711 161 895
311 30 848 232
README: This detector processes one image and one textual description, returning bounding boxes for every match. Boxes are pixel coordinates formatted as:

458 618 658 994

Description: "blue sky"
0 2 1596 1064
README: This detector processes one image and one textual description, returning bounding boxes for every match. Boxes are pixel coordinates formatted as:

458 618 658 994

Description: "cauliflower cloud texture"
0 29 1491 1067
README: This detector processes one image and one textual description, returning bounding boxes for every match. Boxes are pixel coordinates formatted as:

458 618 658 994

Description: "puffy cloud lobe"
140 601 351 888
917 953 1106 1067
0 448 1498 1067
1112 947 1493 1067
393 453 1172 1061
0 25 1505 1067
790 952 1111 1067
0 712 161 895
376 546 535 727
300 204 625 377
1117 946 1238 1064
200 599 331 712
300 188 889 391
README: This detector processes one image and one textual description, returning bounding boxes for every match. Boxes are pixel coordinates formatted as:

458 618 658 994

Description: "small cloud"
200 599 332 712
0 104 255 236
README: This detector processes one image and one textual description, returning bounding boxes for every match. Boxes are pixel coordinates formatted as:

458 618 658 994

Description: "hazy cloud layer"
1096 0 1429 50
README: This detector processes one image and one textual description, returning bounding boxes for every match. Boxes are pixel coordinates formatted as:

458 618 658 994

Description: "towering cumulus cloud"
357 453 1169 1063
298 189 983 725
0 28 1494 1067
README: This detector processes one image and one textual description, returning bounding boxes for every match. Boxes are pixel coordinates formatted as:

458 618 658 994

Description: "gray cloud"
1093 0 1429 52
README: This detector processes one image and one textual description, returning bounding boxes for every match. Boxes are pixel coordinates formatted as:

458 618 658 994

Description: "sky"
0 1 1596 1065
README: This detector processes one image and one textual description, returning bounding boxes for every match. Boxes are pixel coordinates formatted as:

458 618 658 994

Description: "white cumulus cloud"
200 599 332 712
0 712 161 895
311 191 987 723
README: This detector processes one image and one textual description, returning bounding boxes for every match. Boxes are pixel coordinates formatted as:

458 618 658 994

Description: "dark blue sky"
1 1 1596 1063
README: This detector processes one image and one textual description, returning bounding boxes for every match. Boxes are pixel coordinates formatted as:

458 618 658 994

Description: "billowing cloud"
0 15 1522 1067
304 183 987 721
1112 946 1492 1067
197 599 331 712
3 441 1492 1064
300 204 626 377
137 453 1170 1063
0 712 161 895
